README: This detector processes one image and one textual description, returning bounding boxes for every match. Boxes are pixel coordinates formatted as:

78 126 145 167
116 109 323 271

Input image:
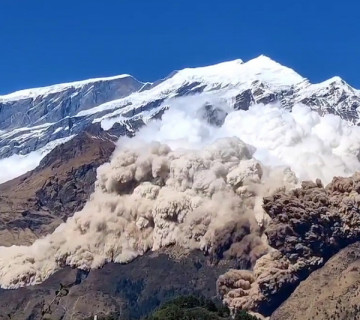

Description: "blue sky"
0 0 359 94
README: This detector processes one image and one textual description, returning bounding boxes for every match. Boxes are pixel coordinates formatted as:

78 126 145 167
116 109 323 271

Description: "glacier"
0 55 359 182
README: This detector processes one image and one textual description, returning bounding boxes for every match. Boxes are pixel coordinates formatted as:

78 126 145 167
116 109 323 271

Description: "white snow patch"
0 135 75 183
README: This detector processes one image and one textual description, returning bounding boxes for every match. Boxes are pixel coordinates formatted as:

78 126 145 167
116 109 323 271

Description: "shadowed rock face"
0 250 235 320
0 125 116 246
234 89 255 111
196 103 228 127
218 173 360 316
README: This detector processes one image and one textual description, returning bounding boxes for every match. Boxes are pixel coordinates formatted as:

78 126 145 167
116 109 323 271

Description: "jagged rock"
234 89 255 111
196 103 228 126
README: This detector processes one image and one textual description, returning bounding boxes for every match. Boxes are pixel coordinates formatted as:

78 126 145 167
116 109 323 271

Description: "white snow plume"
0 135 75 184
135 93 233 149
127 94 360 184
221 103 360 183
0 152 43 184
0 137 296 288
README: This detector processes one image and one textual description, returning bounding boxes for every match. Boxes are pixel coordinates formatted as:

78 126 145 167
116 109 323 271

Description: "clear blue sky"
0 0 359 94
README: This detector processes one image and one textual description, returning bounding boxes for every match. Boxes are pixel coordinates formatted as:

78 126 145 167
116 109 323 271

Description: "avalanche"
1 92 360 288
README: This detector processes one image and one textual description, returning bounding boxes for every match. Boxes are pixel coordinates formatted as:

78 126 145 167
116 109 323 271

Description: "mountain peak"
243 55 306 87
161 56 304 91
321 76 346 86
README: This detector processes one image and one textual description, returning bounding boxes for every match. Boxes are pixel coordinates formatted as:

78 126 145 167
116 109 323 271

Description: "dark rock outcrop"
234 89 255 111
196 103 228 127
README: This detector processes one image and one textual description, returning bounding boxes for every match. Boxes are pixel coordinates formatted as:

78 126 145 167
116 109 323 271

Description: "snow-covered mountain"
1 55 359 181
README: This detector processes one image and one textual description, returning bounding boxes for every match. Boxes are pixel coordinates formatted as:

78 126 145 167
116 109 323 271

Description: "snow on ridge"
243 55 306 87
0 74 135 102
155 55 306 94
300 76 359 98
76 56 307 120
315 76 357 90
1 56 356 106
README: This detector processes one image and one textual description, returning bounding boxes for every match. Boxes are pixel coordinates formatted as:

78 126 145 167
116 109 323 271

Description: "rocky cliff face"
0 75 144 159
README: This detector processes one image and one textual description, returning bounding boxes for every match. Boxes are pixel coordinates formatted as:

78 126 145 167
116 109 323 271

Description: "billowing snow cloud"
0 152 43 184
134 93 360 183
221 103 360 183
0 136 75 184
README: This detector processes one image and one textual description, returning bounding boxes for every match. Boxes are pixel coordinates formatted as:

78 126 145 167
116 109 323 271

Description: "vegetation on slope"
143 295 259 320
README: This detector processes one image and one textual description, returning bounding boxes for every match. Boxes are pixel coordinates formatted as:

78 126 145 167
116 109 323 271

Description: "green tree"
144 295 259 320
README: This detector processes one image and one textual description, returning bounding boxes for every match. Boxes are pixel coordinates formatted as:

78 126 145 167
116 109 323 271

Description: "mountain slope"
271 242 360 320
0 124 115 246
0 74 144 158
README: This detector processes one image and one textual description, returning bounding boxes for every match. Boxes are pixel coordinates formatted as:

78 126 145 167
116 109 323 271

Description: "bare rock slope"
0 125 115 246
271 242 360 320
